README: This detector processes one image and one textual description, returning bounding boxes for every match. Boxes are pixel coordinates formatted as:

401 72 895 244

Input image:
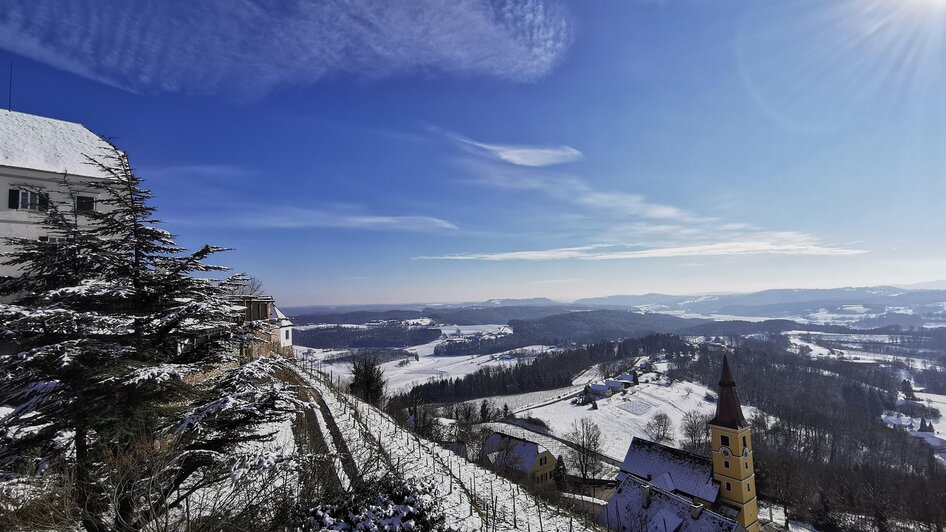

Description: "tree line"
294 324 441 349
396 334 693 405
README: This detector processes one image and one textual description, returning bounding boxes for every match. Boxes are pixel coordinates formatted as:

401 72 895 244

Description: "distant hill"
509 309 710 343
574 286 946 326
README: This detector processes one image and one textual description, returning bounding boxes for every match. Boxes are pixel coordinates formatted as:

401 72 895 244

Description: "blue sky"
2 0 946 305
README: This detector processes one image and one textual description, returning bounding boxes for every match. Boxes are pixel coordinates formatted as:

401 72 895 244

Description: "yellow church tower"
709 354 760 532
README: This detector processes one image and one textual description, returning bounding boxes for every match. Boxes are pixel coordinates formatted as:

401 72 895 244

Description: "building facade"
0 110 120 277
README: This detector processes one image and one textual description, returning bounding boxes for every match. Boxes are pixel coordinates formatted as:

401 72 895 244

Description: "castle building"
600 353 759 532
0 109 121 278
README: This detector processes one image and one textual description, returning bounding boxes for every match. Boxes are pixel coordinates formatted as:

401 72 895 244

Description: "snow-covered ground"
517 378 759 461
787 331 937 367
292 364 594 531
294 326 557 394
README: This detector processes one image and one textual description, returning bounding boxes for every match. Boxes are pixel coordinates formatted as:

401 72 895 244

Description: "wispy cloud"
173 205 456 232
531 278 584 285
0 1 572 99
466 165 688 220
245 207 457 231
448 134 583 167
416 232 865 261
138 164 255 183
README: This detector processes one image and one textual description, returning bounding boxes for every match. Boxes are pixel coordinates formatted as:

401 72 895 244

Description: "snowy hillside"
291 363 598 531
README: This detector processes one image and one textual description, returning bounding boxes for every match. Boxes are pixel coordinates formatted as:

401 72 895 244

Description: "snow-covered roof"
620 438 719 503
481 432 549 474
617 373 638 382
271 305 293 327
911 431 946 450
600 474 743 532
604 379 627 389
0 109 119 178
588 383 610 393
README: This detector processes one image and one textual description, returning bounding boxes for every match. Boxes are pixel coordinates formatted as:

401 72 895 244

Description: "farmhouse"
584 382 613 401
601 354 759 532
604 378 631 392
481 432 556 484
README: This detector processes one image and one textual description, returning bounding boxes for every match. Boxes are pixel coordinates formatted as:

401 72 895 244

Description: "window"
745 462 749 469
284 329 290 340
720 434 730 447
725 482 732 491
742 435 747 448
8 189 49 210
540 456 547 466
748 482 752 492
724 460 730 469
76 195 95 213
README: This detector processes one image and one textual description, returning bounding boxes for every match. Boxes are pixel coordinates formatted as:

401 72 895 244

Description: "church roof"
620 438 719 503
709 354 749 430
600 474 744 532
0 110 120 179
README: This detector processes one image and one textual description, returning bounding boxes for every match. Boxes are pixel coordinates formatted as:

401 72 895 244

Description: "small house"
604 379 630 392
481 432 556 483
584 382 613 399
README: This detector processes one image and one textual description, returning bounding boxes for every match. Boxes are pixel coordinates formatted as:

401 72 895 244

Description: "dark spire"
709 353 748 430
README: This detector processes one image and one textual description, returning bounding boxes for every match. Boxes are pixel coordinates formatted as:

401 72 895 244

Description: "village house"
601 354 760 532
583 382 613 402
480 432 556 484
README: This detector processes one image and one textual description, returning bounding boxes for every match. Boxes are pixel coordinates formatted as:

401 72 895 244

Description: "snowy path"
292 363 600 531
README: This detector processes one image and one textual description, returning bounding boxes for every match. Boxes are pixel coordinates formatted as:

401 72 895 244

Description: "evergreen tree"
0 149 299 532
552 455 568 487
349 356 386 406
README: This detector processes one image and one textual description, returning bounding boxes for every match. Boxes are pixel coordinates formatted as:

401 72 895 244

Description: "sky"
1 0 946 306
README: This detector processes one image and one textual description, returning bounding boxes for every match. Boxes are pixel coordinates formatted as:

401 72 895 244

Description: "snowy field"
294 325 557 393
787 331 939 367
517 378 759 461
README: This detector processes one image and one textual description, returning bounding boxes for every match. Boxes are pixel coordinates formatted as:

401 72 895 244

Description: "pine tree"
0 148 300 532
552 455 568 487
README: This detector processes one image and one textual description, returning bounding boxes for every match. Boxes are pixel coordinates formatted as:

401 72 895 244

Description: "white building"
0 109 120 276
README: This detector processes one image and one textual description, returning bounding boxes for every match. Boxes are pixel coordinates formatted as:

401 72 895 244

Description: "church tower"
709 353 760 532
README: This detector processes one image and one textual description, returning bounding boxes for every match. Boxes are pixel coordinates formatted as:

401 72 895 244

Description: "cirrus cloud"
415 232 865 261
0 0 572 99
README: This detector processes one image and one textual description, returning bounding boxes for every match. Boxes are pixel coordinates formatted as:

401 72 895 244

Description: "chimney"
640 483 652 508
689 503 704 519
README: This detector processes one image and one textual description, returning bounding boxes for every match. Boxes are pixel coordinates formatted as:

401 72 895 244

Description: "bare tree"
566 418 604 486
230 274 265 296
679 410 710 453
645 412 674 444
492 437 525 475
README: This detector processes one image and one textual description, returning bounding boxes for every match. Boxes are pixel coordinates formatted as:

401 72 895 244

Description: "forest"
293 324 441 349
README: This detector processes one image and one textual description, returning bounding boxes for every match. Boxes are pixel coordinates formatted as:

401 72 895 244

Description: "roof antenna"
6 62 11 111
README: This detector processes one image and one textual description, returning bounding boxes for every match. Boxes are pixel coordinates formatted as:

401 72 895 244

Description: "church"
600 354 760 532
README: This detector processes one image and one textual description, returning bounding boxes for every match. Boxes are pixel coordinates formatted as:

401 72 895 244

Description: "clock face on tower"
720 446 732 457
